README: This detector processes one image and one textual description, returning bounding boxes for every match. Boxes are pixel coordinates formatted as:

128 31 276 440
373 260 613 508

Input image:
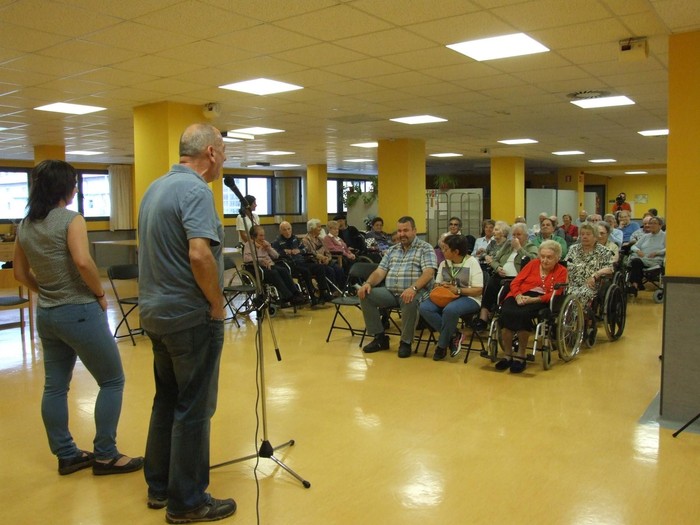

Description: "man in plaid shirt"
357 216 437 358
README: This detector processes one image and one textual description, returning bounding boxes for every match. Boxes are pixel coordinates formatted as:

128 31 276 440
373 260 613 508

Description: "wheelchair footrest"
526 354 536 362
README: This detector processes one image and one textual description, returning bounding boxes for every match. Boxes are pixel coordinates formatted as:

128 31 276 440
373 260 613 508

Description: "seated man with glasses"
627 217 665 296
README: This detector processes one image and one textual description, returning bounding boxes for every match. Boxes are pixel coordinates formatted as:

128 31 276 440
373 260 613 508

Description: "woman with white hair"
302 219 344 288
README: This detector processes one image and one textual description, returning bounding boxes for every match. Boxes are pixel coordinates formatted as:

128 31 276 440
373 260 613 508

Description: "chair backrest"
108 264 139 280
0 268 33 336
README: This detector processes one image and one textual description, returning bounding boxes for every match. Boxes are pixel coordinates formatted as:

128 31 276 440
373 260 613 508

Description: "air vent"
567 90 610 100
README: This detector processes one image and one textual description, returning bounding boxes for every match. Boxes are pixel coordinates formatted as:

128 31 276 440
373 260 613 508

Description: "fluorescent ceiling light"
219 78 303 96
67 150 103 156
222 137 242 143
225 131 255 140
351 142 378 148
390 115 447 125
430 153 462 158
625 171 647 175
344 159 374 163
498 138 538 145
273 164 301 168
232 127 284 135
447 33 549 61
35 102 105 115
638 129 669 136
259 151 294 156
552 150 584 156
0 127 7 131
570 96 635 109
589 159 616 163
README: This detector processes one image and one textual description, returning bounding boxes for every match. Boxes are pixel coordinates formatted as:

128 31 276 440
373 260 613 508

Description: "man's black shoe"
165 495 237 524
433 346 447 361
398 342 412 358
363 335 389 353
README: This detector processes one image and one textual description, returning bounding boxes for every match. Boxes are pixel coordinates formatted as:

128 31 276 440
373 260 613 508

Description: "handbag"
429 285 459 308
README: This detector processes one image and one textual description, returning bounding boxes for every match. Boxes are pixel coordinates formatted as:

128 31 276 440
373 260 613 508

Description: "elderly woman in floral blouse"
564 223 614 305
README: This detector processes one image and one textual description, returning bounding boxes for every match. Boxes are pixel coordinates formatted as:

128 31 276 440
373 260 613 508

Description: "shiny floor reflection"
2 287 699 524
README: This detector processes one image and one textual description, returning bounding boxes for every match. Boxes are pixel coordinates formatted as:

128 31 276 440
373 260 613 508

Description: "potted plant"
433 174 458 190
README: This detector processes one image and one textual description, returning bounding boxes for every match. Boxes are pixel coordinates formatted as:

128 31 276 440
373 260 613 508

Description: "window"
327 178 374 213
223 176 302 217
67 170 110 219
0 169 30 221
0 167 110 222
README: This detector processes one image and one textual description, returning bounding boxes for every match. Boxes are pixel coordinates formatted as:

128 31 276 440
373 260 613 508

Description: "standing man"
138 123 236 523
358 216 437 358
236 194 259 244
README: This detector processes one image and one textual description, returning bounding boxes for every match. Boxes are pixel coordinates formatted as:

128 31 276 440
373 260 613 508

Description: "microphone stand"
212 177 310 489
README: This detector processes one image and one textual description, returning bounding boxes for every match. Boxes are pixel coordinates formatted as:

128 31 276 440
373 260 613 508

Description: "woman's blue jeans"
37 302 125 460
144 319 224 514
419 296 480 348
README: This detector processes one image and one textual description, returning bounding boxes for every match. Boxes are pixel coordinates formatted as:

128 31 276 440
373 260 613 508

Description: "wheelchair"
624 259 665 304
580 270 627 347
242 260 306 315
484 281 584 370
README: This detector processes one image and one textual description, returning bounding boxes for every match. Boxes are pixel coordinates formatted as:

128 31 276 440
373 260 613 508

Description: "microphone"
223 176 249 209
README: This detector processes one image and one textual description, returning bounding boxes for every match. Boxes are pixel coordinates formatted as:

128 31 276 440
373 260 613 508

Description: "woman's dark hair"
443 234 468 256
371 216 384 227
26 160 77 222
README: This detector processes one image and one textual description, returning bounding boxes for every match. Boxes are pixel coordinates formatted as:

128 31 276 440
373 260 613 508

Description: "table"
0 242 15 262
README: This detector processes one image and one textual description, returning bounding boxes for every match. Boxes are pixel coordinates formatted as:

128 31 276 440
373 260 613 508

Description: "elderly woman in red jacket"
495 240 568 374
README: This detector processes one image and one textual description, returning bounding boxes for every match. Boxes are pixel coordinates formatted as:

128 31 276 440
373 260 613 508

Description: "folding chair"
107 264 143 345
223 256 258 326
325 262 377 343
0 268 34 346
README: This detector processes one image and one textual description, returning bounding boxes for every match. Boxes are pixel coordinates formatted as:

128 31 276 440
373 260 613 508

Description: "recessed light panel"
638 129 669 136
588 159 616 163
35 102 105 115
430 153 462 158
498 138 538 145
222 137 243 143
67 150 103 156
447 33 549 61
273 164 301 168
344 159 374 163
390 115 447 125
351 142 378 148
552 150 584 156
259 151 294 156
625 171 647 175
219 78 303 96
232 127 284 135
570 96 635 109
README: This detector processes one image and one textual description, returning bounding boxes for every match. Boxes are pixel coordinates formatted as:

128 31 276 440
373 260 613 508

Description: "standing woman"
13 160 143 476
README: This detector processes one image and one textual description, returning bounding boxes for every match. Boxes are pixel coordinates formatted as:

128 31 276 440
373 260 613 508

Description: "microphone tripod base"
211 439 311 489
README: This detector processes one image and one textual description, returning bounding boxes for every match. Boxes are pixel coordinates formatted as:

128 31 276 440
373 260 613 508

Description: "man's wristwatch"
411 285 418 292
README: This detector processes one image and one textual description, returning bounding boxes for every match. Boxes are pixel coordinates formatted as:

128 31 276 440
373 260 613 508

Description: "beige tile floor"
1 284 699 525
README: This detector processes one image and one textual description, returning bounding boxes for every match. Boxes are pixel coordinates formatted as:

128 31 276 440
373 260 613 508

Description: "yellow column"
306 164 328 221
133 102 205 225
377 138 425 231
490 157 524 220
667 30 700 277
34 145 65 164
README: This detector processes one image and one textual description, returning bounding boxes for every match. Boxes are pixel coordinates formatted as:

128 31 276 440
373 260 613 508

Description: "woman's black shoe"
93 454 144 476
58 450 95 475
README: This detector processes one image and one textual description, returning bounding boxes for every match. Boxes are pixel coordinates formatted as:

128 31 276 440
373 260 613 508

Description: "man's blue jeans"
37 302 125 460
360 287 420 344
144 319 225 513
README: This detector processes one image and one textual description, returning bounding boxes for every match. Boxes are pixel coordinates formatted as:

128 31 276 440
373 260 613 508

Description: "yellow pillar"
34 145 65 164
377 138 425 231
667 30 700 277
490 157 524 221
133 101 205 225
306 164 328 221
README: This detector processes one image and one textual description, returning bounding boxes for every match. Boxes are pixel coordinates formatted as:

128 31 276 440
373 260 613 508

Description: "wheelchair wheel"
653 289 664 304
555 295 584 361
603 283 626 341
583 305 597 349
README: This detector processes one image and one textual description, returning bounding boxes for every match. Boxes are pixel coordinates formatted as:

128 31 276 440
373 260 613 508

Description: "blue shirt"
138 165 224 334
379 236 437 296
